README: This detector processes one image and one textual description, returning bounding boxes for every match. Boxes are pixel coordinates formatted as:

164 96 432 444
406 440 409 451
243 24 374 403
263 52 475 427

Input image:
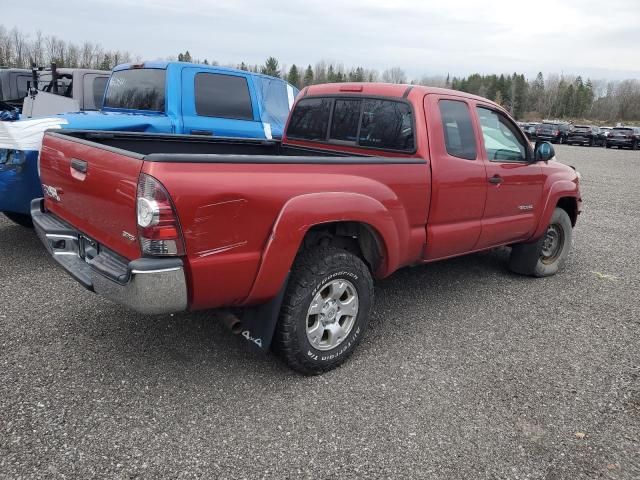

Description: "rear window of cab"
286 96 415 152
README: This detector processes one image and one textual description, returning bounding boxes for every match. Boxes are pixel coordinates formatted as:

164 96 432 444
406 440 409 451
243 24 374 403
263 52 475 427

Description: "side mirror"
534 141 555 162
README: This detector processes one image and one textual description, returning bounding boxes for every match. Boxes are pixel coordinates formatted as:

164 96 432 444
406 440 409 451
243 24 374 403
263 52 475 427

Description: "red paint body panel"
38 83 582 313
142 161 430 309
40 135 142 260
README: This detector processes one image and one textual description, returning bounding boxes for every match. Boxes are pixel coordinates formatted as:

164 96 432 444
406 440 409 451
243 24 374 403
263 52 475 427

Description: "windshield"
574 126 590 131
103 68 166 112
541 123 558 128
613 128 633 133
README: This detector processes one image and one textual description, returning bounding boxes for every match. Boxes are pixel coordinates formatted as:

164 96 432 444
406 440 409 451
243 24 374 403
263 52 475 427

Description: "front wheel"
273 246 374 375
509 208 573 277
633 140 639 150
3 212 33 228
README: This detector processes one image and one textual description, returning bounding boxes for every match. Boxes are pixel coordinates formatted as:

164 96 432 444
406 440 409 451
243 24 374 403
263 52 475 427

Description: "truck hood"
55 111 171 133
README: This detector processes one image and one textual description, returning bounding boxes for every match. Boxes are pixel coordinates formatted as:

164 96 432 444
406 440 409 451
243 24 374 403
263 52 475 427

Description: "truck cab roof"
301 82 503 106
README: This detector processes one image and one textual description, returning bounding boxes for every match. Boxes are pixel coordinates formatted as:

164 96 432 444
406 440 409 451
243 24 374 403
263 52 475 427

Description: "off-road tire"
273 246 374 375
3 212 33 228
509 207 573 277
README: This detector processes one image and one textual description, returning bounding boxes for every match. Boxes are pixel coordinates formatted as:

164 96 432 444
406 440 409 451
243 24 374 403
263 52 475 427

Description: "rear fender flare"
245 192 401 304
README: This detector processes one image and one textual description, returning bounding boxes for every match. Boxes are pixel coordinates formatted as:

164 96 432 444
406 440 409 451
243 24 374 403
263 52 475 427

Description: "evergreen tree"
327 65 336 82
287 64 300 87
183 50 192 63
99 53 111 70
303 64 314 86
261 57 280 78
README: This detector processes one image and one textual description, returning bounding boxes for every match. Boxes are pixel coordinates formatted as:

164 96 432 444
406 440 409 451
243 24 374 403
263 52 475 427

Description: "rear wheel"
3 212 33 228
273 246 374 375
509 208 573 277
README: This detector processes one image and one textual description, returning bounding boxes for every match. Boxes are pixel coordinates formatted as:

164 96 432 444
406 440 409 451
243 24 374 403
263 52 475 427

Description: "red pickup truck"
32 83 582 374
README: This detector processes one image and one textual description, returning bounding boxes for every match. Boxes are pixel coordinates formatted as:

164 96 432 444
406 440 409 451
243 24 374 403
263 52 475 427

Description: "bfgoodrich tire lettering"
509 207 573 277
274 246 374 375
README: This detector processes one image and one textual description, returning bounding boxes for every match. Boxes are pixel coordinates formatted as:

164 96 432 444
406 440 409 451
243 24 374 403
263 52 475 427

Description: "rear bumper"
607 139 633 146
567 136 591 143
31 198 188 315
537 135 560 141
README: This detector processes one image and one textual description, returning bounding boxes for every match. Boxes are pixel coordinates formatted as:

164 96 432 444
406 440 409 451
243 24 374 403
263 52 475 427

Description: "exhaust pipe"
219 311 243 335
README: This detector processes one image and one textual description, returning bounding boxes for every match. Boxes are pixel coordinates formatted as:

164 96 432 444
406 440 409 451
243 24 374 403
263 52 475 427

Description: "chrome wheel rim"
306 279 358 351
541 224 564 264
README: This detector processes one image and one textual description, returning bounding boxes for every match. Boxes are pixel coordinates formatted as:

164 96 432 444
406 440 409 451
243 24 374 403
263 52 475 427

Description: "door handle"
71 159 88 174
488 175 503 184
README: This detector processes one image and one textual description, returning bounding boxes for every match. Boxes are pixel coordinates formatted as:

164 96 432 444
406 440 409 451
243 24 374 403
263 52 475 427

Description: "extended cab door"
180 67 267 138
473 105 544 249
423 94 488 260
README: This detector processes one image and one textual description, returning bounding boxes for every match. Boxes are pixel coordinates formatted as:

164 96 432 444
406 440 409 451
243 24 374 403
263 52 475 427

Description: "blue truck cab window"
194 73 253 120
104 68 166 112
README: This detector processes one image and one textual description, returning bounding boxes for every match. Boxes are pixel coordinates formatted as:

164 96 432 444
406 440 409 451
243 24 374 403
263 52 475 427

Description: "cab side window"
438 100 477 160
194 73 253 120
476 107 527 162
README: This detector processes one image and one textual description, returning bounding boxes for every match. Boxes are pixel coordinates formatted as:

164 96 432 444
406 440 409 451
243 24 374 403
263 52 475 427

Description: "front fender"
245 192 407 304
531 179 580 240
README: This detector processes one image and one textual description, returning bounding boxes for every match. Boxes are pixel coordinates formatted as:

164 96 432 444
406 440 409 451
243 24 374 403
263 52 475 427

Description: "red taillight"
554 130 559 135
136 174 185 256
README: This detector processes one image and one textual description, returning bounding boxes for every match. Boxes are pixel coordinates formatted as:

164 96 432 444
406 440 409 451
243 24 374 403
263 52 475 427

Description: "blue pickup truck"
0 61 298 226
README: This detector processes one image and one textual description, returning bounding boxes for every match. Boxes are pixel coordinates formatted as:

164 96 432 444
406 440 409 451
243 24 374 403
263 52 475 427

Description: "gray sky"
3 0 640 80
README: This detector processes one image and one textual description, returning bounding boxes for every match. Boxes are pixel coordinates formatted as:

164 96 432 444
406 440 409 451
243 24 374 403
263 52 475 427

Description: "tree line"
0 25 135 71
174 51 640 123
2 24 638 122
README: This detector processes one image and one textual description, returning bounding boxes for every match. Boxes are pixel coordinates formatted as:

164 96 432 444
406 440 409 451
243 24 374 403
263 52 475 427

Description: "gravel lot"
1 145 638 479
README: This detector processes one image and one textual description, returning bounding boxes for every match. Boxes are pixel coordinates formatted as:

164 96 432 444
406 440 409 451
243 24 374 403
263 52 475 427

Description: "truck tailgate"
39 132 143 260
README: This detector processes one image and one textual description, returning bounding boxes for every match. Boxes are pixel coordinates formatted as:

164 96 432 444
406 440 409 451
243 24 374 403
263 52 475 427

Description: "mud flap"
239 273 290 352
509 238 543 275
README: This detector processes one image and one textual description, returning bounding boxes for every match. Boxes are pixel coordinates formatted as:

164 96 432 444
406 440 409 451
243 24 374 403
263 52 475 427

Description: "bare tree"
10 27 29 67
31 30 44 66
80 42 95 68
382 67 406 84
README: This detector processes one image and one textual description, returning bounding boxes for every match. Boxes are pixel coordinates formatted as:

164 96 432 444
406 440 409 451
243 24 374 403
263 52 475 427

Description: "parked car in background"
606 126 640 149
21 66 109 118
600 126 612 138
523 122 538 140
33 83 582 374
1 66 108 116
536 122 572 143
0 68 31 111
566 125 605 146
0 61 298 227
